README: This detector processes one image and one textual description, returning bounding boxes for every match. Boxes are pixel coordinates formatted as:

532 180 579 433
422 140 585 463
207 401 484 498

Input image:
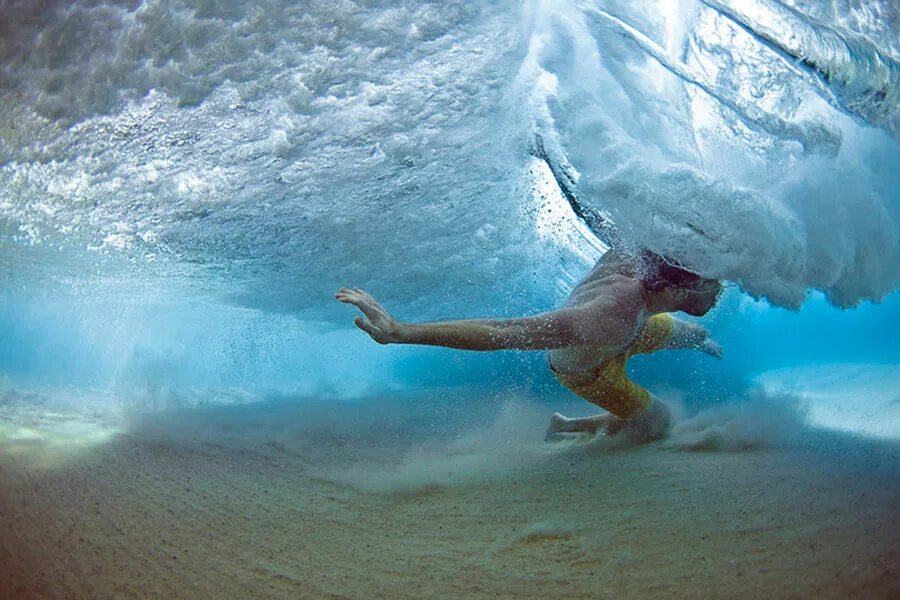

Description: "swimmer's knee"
624 398 671 443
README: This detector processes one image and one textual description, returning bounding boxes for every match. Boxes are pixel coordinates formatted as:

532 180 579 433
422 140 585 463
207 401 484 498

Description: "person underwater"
336 249 723 442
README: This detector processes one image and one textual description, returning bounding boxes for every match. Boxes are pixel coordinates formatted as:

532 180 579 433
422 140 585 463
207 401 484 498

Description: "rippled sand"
1 398 898 599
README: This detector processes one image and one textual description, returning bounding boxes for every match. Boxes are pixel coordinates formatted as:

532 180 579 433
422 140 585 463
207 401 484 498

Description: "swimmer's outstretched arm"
334 287 621 351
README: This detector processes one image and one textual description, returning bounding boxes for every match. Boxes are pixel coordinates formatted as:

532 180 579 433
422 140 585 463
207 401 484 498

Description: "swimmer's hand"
334 288 401 344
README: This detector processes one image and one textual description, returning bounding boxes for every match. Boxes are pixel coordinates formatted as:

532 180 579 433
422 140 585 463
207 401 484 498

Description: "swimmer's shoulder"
568 271 643 307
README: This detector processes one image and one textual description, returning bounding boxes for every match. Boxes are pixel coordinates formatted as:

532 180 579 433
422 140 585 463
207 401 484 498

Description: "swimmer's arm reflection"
333 287 628 351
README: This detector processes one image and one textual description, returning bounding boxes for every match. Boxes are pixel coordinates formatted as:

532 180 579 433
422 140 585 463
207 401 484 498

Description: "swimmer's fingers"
334 287 357 301
354 316 389 344
337 287 398 343
335 288 367 309
334 287 373 306
335 288 390 322
354 316 375 335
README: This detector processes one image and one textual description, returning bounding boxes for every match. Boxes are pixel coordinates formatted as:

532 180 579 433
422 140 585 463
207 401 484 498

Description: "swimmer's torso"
547 251 650 374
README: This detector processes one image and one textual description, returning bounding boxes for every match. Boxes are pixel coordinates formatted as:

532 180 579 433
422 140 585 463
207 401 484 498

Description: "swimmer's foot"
669 319 724 359
545 412 616 440
545 412 571 439
546 401 671 443
700 338 724 359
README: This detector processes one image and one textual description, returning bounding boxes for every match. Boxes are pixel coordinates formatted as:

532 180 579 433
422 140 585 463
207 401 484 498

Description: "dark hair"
640 250 703 293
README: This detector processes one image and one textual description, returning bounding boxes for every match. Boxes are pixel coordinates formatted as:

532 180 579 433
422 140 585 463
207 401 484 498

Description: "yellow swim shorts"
550 313 674 419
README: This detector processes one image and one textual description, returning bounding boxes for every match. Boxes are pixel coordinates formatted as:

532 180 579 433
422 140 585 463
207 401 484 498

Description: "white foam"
2 0 898 318
517 1 900 308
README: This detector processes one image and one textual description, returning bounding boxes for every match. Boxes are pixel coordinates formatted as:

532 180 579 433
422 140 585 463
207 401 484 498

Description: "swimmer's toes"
702 339 724 359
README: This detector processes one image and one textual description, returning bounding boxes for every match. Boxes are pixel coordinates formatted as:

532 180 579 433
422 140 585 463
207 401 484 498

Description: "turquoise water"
1 3 899 596
1 0 899 440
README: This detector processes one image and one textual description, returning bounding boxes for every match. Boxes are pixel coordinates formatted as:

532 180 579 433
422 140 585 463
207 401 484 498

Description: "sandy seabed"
1 396 898 599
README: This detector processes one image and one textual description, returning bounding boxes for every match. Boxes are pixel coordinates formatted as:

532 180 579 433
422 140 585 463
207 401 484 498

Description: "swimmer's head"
676 278 723 316
639 250 722 316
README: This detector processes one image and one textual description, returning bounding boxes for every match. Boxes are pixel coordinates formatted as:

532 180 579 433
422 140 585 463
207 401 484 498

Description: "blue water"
1 0 898 439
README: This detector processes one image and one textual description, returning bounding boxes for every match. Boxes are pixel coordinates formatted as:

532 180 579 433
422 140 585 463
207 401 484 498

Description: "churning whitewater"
2 0 898 317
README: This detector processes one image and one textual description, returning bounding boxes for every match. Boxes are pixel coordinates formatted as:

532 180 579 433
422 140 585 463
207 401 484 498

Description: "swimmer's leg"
621 396 671 443
545 412 616 438
546 398 671 442
665 317 723 359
